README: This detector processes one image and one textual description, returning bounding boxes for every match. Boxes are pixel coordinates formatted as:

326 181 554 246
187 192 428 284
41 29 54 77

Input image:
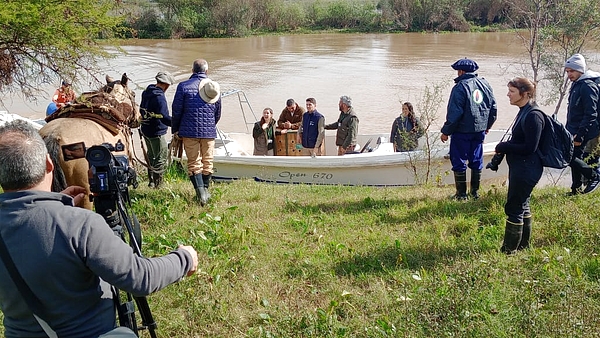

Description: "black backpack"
523 109 574 169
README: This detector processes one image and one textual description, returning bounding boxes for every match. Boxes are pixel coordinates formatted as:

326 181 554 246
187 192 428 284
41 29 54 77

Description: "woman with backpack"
493 77 545 254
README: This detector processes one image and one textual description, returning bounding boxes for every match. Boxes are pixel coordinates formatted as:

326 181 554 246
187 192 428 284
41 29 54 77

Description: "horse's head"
102 73 141 128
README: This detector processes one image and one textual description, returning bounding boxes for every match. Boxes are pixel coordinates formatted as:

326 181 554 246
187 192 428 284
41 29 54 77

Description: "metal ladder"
221 89 257 133
217 89 257 156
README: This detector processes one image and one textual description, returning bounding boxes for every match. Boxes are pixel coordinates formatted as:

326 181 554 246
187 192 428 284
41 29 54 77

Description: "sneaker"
583 175 600 194
566 187 583 196
452 193 468 201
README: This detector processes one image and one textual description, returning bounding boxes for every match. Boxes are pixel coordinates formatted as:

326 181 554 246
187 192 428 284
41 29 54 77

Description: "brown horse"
40 74 140 210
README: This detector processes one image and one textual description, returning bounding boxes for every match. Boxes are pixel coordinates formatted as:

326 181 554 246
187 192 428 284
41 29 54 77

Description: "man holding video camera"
0 120 198 337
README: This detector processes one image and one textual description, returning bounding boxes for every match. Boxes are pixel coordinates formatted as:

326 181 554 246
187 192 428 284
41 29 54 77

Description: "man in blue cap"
441 58 497 200
140 71 176 188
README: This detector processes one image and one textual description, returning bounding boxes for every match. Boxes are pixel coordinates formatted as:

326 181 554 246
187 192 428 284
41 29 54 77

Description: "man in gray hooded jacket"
564 53 600 195
0 120 198 338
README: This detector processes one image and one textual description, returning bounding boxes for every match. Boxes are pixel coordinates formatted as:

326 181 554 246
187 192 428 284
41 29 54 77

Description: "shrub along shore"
125 0 515 39
35 169 600 336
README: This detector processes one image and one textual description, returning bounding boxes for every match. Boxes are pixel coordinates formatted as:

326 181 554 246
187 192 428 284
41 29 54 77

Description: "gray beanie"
340 95 352 107
155 71 175 85
564 54 586 73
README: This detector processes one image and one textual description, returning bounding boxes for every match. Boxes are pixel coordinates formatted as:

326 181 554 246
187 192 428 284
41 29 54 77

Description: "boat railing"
221 89 257 133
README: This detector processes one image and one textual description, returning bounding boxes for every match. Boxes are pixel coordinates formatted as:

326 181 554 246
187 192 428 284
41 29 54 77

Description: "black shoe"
567 187 583 196
583 176 600 194
452 193 469 201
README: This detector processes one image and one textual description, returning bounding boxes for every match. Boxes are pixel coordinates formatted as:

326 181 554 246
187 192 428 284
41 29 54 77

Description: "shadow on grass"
332 240 479 276
285 190 506 226
284 192 508 276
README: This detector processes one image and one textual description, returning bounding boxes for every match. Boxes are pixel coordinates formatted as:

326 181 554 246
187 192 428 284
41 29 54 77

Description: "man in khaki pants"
172 59 222 206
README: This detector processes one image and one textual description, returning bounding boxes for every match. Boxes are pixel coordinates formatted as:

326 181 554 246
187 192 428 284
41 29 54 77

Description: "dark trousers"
449 131 485 172
569 142 595 189
143 135 168 173
505 155 543 224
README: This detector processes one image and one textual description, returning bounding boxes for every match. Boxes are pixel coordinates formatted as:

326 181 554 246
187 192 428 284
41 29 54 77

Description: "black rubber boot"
148 169 154 188
500 221 523 255
202 174 212 204
190 174 207 206
518 217 532 250
453 171 468 200
153 173 163 188
470 169 482 200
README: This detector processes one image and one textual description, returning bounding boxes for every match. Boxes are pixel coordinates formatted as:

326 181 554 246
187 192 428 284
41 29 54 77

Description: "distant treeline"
122 0 521 38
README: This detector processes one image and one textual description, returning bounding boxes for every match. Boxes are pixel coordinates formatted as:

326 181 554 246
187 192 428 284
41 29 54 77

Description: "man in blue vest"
441 58 497 200
297 97 325 156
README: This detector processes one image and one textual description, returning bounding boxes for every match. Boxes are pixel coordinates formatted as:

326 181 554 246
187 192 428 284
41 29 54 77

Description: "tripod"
93 188 158 338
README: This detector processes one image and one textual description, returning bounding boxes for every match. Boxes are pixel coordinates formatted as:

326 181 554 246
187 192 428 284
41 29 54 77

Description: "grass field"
3 170 600 337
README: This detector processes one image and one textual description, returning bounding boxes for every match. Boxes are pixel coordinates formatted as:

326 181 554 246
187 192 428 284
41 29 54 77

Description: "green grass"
3 169 600 337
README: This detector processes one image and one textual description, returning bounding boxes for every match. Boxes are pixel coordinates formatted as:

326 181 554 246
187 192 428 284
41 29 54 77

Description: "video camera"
82 141 138 231
86 140 137 199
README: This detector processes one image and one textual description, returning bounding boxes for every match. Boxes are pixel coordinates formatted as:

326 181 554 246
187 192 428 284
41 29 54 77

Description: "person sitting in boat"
297 97 325 156
325 95 359 155
277 98 304 133
390 101 424 152
253 107 277 155
52 80 76 109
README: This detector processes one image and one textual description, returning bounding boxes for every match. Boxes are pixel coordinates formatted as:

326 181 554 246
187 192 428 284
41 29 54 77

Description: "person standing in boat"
277 98 304 132
325 95 359 155
493 77 544 254
297 97 325 156
172 59 222 207
253 107 277 156
441 58 497 200
140 71 175 188
390 101 424 152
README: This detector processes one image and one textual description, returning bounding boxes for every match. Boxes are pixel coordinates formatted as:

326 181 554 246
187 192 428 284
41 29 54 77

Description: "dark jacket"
253 119 277 155
0 191 194 338
277 105 304 130
140 84 171 138
390 115 424 152
566 71 600 143
172 73 222 138
495 102 545 185
441 73 497 135
325 107 359 148
300 111 325 148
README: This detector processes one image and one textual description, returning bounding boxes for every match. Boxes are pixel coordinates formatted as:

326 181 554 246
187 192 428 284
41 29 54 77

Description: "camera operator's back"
0 120 198 337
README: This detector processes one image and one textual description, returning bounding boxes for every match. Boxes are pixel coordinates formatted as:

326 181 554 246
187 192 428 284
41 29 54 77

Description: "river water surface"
2 32 599 134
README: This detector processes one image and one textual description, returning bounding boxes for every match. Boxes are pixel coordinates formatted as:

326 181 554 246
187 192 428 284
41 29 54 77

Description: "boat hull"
212 138 508 186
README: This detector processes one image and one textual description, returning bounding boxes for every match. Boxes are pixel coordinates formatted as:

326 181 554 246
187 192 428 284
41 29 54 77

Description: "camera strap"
0 234 58 337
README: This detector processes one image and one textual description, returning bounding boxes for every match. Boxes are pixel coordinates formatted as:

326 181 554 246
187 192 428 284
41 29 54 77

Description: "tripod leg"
134 296 158 338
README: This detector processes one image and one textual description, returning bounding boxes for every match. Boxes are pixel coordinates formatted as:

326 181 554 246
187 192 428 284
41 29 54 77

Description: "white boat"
212 131 507 186
203 90 510 186
0 111 46 129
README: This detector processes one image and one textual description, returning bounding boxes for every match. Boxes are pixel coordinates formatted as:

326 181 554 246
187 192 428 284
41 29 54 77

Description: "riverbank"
70 177 600 335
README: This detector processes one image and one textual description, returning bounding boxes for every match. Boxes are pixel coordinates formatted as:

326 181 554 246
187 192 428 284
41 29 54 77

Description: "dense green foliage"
122 0 522 38
0 0 128 100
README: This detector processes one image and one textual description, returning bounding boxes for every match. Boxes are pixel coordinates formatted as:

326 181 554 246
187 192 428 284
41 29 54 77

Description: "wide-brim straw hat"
198 79 220 104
